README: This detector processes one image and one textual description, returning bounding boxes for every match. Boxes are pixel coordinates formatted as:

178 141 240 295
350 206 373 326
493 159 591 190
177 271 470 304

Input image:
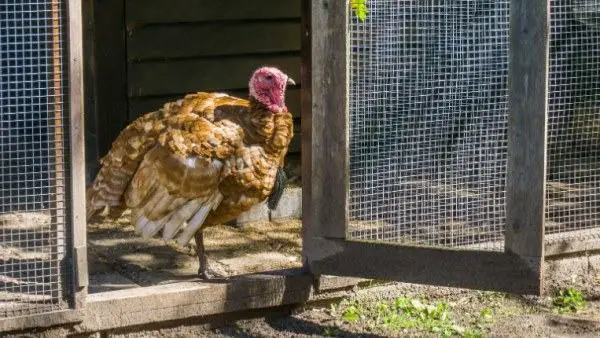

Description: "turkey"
86 67 295 278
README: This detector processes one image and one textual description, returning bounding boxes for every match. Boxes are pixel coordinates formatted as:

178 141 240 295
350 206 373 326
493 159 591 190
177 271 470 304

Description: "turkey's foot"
198 260 229 280
194 229 229 280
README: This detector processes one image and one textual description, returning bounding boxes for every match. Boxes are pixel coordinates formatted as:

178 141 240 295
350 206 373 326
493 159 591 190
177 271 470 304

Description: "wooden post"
68 0 88 308
303 0 348 241
50 0 66 305
506 0 550 292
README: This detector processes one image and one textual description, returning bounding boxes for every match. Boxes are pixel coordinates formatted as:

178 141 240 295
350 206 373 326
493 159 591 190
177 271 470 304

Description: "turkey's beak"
286 77 296 86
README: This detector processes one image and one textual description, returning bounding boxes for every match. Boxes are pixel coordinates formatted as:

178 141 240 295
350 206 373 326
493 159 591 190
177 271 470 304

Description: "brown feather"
86 90 294 245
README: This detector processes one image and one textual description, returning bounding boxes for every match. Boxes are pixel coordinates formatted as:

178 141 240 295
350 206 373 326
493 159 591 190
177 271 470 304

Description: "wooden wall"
86 0 302 180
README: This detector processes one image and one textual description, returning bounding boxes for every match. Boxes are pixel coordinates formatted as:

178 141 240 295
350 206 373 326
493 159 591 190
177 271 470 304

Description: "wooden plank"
80 269 313 332
128 88 302 120
307 238 541 295
128 21 301 60
505 0 550 277
126 0 301 25
50 0 66 308
303 0 348 239
300 0 313 266
128 55 301 97
545 229 600 257
92 0 129 157
68 0 88 308
82 0 100 183
0 310 81 333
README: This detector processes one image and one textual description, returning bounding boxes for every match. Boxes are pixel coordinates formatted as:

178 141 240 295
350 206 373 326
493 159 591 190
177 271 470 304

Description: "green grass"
552 287 586 314
332 296 489 337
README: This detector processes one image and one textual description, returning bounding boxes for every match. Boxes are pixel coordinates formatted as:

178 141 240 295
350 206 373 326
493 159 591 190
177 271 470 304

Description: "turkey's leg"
194 230 227 279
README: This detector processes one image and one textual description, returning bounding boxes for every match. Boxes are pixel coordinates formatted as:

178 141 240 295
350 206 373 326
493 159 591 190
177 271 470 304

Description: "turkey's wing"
124 116 243 246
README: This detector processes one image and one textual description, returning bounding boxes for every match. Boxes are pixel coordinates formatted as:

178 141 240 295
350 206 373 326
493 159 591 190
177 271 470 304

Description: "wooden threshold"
76 269 363 333
0 309 82 333
545 229 600 257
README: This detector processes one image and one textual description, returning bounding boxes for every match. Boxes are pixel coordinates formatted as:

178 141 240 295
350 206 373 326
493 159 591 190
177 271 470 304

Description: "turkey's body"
86 91 294 277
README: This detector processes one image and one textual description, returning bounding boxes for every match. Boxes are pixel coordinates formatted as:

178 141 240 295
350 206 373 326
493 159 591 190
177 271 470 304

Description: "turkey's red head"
249 67 295 114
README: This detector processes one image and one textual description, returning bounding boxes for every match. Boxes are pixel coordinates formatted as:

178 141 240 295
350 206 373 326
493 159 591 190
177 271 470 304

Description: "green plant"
322 326 341 337
341 304 361 322
350 0 368 22
553 287 586 314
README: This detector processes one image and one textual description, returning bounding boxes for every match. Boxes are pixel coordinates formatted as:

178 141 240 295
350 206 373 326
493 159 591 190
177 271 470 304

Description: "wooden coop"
2 0 600 335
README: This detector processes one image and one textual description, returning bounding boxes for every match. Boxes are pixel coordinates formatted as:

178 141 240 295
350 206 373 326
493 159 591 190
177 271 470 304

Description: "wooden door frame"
301 0 549 295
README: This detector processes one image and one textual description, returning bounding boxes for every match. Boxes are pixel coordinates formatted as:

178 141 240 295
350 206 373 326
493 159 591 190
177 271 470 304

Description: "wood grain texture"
126 0 301 24
91 0 129 157
304 0 348 239
301 0 313 267
128 55 301 97
68 0 88 308
129 88 302 120
506 0 549 275
308 238 541 295
128 21 301 60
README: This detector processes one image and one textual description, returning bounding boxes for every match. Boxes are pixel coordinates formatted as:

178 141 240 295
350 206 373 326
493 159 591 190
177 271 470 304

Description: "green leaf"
342 305 361 322
350 0 368 22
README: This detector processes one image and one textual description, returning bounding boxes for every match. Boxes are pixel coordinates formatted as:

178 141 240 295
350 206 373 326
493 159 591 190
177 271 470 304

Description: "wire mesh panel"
0 0 69 317
545 0 600 240
346 0 510 250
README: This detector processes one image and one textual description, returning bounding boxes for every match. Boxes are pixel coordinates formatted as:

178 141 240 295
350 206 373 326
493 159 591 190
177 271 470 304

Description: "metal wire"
0 0 68 317
346 0 509 251
545 0 600 240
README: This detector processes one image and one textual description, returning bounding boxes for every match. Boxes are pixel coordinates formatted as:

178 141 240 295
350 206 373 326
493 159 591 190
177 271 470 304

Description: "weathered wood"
50 0 66 307
300 0 312 258
0 310 82 333
92 0 129 157
79 269 313 332
128 21 301 60
68 0 88 308
82 0 100 183
505 0 549 276
545 229 600 257
128 55 301 97
128 88 302 120
308 238 541 295
316 276 369 292
126 0 301 25
303 0 348 239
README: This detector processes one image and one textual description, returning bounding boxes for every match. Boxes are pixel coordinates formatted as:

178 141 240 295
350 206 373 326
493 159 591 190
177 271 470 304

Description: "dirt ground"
110 278 600 338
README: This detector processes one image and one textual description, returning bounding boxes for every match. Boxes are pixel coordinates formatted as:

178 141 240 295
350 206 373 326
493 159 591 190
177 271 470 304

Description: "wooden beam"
308 238 541 295
303 0 348 240
68 0 88 308
50 0 67 307
128 88 303 120
545 229 600 257
128 21 301 61
92 0 128 157
78 270 313 332
126 0 301 25
0 310 82 333
128 55 301 97
505 0 550 280
301 0 314 267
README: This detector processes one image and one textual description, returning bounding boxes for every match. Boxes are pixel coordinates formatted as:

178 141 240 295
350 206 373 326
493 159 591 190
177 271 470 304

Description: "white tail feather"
141 214 171 239
135 215 150 234
175 191 223 246
162 199 203 240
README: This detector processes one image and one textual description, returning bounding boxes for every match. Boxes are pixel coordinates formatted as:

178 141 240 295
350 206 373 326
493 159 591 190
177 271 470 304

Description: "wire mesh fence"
346 0 509 251
545 0 600 242
0 0 69 317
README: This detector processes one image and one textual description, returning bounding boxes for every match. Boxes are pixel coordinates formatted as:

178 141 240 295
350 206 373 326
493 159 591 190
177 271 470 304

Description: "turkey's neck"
242 97 293 156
